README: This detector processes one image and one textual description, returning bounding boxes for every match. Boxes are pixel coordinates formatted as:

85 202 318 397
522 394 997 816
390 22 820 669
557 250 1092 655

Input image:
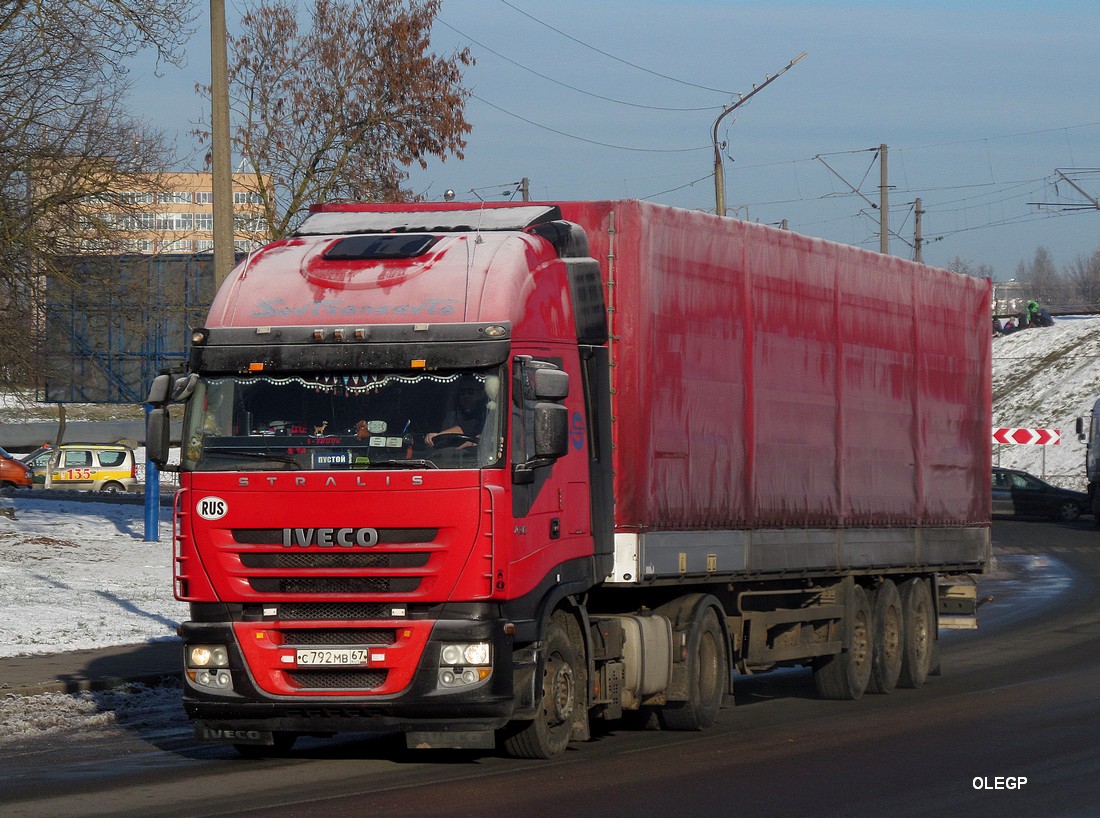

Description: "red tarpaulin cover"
557 201 992 532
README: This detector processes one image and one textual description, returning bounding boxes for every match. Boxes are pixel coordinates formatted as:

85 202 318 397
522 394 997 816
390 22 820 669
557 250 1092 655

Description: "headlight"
436 642 492 690
188 644 229 668
439 642 490 667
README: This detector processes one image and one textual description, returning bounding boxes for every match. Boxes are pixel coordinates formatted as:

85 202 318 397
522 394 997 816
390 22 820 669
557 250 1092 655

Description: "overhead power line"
437 18 721 113
470 93 712 153
497 0 737 96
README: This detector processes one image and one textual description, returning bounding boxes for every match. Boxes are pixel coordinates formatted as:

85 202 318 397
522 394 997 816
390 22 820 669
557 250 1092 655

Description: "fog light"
189 668 234 691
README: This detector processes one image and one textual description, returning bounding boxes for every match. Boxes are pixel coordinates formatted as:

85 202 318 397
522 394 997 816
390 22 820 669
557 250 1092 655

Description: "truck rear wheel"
867 580 902 694
501 612 577 759
897 578 934 688
813 582 873 700
657 607 727 731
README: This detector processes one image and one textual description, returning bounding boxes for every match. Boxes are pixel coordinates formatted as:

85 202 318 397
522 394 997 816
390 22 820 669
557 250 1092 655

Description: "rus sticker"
196 496 228 520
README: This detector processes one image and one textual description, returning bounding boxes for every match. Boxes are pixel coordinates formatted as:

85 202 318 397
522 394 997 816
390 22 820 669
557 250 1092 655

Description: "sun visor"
295 206 563 236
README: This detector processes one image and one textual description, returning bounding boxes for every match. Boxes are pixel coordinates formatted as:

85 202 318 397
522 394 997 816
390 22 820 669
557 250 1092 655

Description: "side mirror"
146 407 177 471
147 374 173 406
532 368 569 401
1077 416 1085 442
533 402 569 458
172 373 199 402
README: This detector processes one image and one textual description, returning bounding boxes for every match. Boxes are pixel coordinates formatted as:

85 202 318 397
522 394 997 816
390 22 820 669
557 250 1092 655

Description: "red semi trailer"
147 200 991 758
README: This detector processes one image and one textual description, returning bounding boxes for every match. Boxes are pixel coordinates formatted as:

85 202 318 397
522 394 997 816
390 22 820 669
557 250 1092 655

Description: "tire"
501 612 578 759
897 578 934 689
657 607 728 731
100 482 125 494
814 582 874 700
867 580 903 694
1053 501 1081 522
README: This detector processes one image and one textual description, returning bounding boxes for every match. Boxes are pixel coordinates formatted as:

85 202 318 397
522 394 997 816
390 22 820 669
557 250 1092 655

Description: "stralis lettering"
283 527 379 548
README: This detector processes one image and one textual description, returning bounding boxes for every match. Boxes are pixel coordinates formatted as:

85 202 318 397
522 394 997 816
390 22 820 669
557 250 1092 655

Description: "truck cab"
147 203 614 756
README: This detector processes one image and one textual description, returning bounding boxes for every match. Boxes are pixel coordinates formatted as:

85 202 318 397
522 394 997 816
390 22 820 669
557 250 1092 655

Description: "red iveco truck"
146 199 991 758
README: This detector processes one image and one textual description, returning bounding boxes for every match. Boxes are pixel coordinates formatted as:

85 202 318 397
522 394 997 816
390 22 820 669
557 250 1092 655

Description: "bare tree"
0 0 198 394
1013 246 1075 309
945 255 995 279
199 0 473 240
1064 245 1100 313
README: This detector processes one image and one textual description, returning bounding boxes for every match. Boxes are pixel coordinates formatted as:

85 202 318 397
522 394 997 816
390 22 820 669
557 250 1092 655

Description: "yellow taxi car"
24 444 139 493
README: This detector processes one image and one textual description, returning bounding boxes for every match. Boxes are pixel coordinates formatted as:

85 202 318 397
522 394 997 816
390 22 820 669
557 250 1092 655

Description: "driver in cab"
425 379 487 449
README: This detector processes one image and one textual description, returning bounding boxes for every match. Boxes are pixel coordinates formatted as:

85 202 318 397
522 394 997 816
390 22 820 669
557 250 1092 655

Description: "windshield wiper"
363 459 440 470
202 448 303 468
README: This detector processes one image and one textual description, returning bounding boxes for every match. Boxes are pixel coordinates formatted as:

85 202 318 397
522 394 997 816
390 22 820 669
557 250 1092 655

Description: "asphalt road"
2 518 1099 818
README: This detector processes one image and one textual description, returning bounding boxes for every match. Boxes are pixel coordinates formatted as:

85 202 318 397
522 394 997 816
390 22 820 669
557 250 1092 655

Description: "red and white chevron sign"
992 427 1061 445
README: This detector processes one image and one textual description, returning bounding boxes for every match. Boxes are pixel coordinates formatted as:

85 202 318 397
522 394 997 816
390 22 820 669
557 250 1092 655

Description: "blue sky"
128 0 1100 279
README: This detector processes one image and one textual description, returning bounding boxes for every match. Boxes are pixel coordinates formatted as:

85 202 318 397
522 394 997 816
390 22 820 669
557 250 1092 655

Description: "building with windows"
84 172 269 254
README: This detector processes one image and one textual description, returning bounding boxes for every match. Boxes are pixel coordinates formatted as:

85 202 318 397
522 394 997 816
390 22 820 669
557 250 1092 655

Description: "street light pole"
712 52 807 217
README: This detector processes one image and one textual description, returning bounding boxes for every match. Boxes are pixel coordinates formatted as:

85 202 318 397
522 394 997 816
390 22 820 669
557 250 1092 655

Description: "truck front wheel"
501 612 577 759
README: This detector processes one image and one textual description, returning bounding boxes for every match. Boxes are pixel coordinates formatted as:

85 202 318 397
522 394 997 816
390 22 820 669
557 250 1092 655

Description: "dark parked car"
0 445 33 488
992 467 1090 521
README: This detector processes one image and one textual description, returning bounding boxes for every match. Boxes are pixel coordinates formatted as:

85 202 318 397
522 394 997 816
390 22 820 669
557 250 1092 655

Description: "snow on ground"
991 315 1100 486
0 497 185 658
0 682 187 744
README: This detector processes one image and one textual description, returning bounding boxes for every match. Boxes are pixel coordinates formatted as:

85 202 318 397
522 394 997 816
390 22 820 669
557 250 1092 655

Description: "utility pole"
712 52 806 216
520 177 530 202
211 0 235 288
879 144 888 255
914 197 923 263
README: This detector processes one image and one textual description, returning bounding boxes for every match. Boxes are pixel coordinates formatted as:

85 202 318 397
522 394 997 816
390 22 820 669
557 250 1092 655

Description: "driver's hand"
424 432 437 447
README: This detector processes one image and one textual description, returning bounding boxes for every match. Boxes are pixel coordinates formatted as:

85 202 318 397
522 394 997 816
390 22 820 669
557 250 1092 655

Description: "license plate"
295 649 370 666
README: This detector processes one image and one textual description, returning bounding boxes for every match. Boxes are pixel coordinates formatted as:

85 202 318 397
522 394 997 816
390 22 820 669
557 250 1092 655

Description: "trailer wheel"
658 607 727 731
813 582 873 700
867 580 903 694
897 578 934 688
501 612 577 759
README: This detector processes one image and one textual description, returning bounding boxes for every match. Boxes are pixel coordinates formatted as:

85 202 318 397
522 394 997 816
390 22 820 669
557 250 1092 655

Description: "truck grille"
240 552 430 569
287 629 396 646
277 602 394 620
250 576 421 594
288 669 388 690
227 526 439 600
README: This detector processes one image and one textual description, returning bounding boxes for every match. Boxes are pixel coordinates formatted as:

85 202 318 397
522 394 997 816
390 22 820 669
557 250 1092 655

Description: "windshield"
180 369 505 472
